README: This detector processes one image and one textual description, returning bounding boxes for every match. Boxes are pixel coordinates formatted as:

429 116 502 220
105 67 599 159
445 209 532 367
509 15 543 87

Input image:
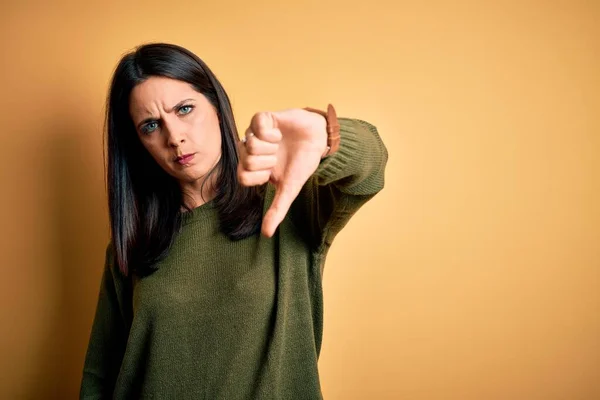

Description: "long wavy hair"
105 43 264 276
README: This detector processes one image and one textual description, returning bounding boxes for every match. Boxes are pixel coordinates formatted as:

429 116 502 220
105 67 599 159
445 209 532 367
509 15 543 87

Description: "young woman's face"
129 76 222 187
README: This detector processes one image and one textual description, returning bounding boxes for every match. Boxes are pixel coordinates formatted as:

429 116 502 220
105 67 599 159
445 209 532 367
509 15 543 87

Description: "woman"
80 42 388 399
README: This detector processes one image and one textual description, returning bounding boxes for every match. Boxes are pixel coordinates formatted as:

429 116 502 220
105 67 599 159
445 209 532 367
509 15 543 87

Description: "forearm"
315 118 388 196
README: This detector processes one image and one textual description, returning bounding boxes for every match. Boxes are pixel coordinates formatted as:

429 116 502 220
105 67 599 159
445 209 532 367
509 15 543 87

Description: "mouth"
174 153 196 165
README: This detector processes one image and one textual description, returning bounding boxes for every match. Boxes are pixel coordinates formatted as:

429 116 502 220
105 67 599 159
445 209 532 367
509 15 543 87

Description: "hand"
237 108 328 237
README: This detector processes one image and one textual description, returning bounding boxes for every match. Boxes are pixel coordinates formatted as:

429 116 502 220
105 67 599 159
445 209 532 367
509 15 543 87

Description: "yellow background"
1 0 598 398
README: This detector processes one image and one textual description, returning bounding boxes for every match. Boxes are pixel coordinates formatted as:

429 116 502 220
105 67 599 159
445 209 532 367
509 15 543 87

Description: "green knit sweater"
80 118 388 399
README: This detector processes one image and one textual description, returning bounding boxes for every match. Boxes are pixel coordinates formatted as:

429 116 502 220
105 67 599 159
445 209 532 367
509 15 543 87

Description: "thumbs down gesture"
237 108 329 237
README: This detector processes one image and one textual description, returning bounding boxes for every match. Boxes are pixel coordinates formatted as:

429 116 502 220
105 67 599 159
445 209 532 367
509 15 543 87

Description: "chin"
179 168 212 183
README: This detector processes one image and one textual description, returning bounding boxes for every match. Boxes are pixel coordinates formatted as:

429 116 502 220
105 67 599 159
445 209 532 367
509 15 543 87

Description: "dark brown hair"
105 43 264 276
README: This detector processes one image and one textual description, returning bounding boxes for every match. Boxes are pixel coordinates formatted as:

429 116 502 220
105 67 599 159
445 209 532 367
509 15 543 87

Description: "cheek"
209 129 222 153
140 139 167 165
192 116 222 154
207 115 223 153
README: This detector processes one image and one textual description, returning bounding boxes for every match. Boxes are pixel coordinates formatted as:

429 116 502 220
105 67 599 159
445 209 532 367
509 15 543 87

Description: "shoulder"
102 241 129 283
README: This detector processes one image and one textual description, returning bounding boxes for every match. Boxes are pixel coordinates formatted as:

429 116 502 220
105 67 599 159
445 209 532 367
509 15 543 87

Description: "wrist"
303 104 341 159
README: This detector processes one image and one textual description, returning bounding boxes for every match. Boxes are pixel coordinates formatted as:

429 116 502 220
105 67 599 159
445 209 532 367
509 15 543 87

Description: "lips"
175 153 195 165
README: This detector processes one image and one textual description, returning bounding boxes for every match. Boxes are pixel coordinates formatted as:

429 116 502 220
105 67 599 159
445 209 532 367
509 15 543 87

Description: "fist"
237 109 328 237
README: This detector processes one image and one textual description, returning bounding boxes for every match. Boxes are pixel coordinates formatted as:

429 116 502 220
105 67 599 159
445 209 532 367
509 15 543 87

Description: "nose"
164 119 186 147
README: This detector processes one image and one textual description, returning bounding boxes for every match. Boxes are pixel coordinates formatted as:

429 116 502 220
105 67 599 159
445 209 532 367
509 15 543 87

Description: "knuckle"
245 138 258 154
272 128 282 141
241 157 252 170
243 156 261 171
252 112 271 132
238 172 252 186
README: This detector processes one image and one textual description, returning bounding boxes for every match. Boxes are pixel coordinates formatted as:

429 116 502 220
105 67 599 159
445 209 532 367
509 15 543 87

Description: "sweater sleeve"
80 244 131 399
287 117 388 253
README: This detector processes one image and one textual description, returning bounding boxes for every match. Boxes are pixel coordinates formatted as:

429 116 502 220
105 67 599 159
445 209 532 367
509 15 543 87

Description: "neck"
180 169 219 211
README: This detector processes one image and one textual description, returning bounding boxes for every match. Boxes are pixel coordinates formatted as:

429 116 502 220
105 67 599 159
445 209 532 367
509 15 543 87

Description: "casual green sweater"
80 118 388 399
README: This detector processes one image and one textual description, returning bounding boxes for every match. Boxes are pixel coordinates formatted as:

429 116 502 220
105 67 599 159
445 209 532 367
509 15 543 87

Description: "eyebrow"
136 98 196 129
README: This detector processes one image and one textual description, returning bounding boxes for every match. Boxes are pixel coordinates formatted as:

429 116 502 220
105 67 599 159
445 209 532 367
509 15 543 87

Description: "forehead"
129 76 198 114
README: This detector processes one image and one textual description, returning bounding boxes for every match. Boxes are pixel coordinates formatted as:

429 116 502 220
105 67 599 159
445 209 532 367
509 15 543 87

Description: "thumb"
262 182 301 238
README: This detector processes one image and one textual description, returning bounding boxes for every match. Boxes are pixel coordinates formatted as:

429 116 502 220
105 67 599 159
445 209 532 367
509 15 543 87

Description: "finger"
249 113 282 143
244 133 279 155
261 182 302 238
241 154 277 171
237 168 271 187
251 127 282 143
241 130 254 144
237 137 248 159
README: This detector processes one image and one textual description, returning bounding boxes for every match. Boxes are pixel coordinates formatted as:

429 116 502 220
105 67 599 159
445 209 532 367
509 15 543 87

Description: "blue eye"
178 105 194 115
141 121 159 134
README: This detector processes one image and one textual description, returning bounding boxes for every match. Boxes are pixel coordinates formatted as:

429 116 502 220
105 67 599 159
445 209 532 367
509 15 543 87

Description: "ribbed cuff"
314 118 387 194
315 118 360 183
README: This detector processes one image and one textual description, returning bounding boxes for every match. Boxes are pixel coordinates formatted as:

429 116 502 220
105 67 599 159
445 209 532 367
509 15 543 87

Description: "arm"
237 106 388 246
288 116 388 249
80 244 131 399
